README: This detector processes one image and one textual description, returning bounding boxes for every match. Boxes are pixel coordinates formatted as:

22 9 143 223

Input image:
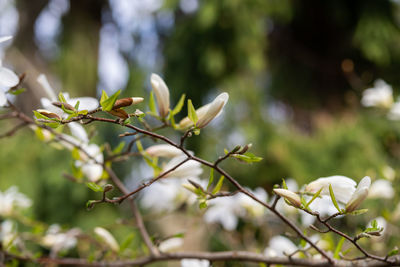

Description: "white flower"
76 143 104 182
305 175 356 204
382 165 395 181
0 36 12 44
264 236 298 257
42 224 79 252
368 179 394 199
388 101 400 120
0 220 18 249
145 144 183 158
345 176 371 212
179 92 229 129
150 73 170 118
361 79 393 108
94 227 119 252
158 237 183 252
181 259 210 267
204 196 242 231
0 187 32 216
300 195 342 226
162 155 203 179
0 60 19 107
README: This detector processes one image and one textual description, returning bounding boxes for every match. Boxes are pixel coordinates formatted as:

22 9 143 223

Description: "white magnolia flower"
42 224 79 252
0 220 18 249
145 144 183 158
361 79 393 108
0 186 32 216
76 143 104 182
0 60 19 107
158 237 183 252
264 236 298 257
300 195 342 226
345 176 371 212
204 196 242 231
305 175 356 204
273 188 301 208
150 73 170 117
179 92 229 129
94 227 119 252
238 187 268 217
181 259 210 267
368 179 394 199
162 155 203 179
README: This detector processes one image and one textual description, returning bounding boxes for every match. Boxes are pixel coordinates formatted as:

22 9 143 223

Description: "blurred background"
1 0 400 262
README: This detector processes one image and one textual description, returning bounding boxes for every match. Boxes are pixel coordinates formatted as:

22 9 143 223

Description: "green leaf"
172 232 185 238
58 92 66 103
61 104 75 114
33 110 51 120
100 90 109 103
207 169 214 191
171 94 186 115
136 140 144 152
282 178 288 189
305 187 323 209
149 91 156 114
348 209 368 216
9 88 26 95
329 184 342 213
212 175 224 194
120 233 135 252
187 99 198 125
387 247 399 257
74 100 80 110
224 148 229 154
100 90 121 111
86 182 103 192
199 200 207 209
45 122 61 129
113 141 126 154
77 110 88 115
86 200 96 210
334 237 345 259
232 152 263 163
71 147 81 160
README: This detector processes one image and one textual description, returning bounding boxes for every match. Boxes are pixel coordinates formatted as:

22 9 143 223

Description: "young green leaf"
207 168 214 191
305 187 323 209
74 100 80 110
100 90 109 103
212 175 224 194
199 200 208 209
136 140 144 152
347 209 368 216
86 182 103 192
100 90 121 111
58 92 66 103
329 184 342 213
9 88 26 95
149 91 157 114
282 178 288 189
387 247 399 257
119 233 135 253
334 237 345 259
171 94 186 115
232 152 263 163
113 141 126 154
187 99 198 125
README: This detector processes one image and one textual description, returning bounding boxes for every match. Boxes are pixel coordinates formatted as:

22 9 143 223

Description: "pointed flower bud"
150 73 170 117
273 188 301 208
179 92 229 129
94 227 119 252
345 176 371 212
145 144 183 158
36 109 61 120
52 101 76 112
113 97 144 109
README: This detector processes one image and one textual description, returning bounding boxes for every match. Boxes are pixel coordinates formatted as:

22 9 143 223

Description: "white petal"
0 90 7 107
181 259 210 267
158 237 183 252
68 97 99 111
0 36 12 44
94 227 119 251
197 92 229 128
368 179 394 199
0 67 19 88
145 144 183 158
150 73 170 117
264 236 298 257
68 122 88 143
37 74 57 101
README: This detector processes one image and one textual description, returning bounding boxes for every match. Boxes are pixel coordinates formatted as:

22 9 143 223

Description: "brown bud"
113 97 144 109
52 101 76 111
37 109 61 120
238 143 252 154
108 108 129 119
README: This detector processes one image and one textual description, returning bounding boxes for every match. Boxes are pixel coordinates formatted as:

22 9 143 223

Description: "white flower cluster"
0 186 32 216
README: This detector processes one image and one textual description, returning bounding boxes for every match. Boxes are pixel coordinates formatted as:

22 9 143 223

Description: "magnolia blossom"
237 187 268 217
150 73 170 117
345 176 371 212
204 196 242 231
0 186 32 216
94 227 119 252
361 79 393 108
162 155 203 179
0 36 19 106
179 92 229 129
42 224 79 252
181 259 210 267
305 175 356 204
300 195 342 226
273 188 301 208
368 179 394 199
158 237 183 252
264 236 298 257
145 144 183 158
0 220 18 250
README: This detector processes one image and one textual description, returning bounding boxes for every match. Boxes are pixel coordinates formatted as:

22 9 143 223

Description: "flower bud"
113 97 144 109
52 101 76 112
345 176 371 212
36 109 61 120
273 188 301 208
145 144 182 158
150 73 170 117
108 108 129 119
94 227 119 252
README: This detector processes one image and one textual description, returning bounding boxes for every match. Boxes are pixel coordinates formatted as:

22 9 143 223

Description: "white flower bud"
151 73 170 117
94 227 119 252
273 188 301 208
145 144 183 158
345 176 370 212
